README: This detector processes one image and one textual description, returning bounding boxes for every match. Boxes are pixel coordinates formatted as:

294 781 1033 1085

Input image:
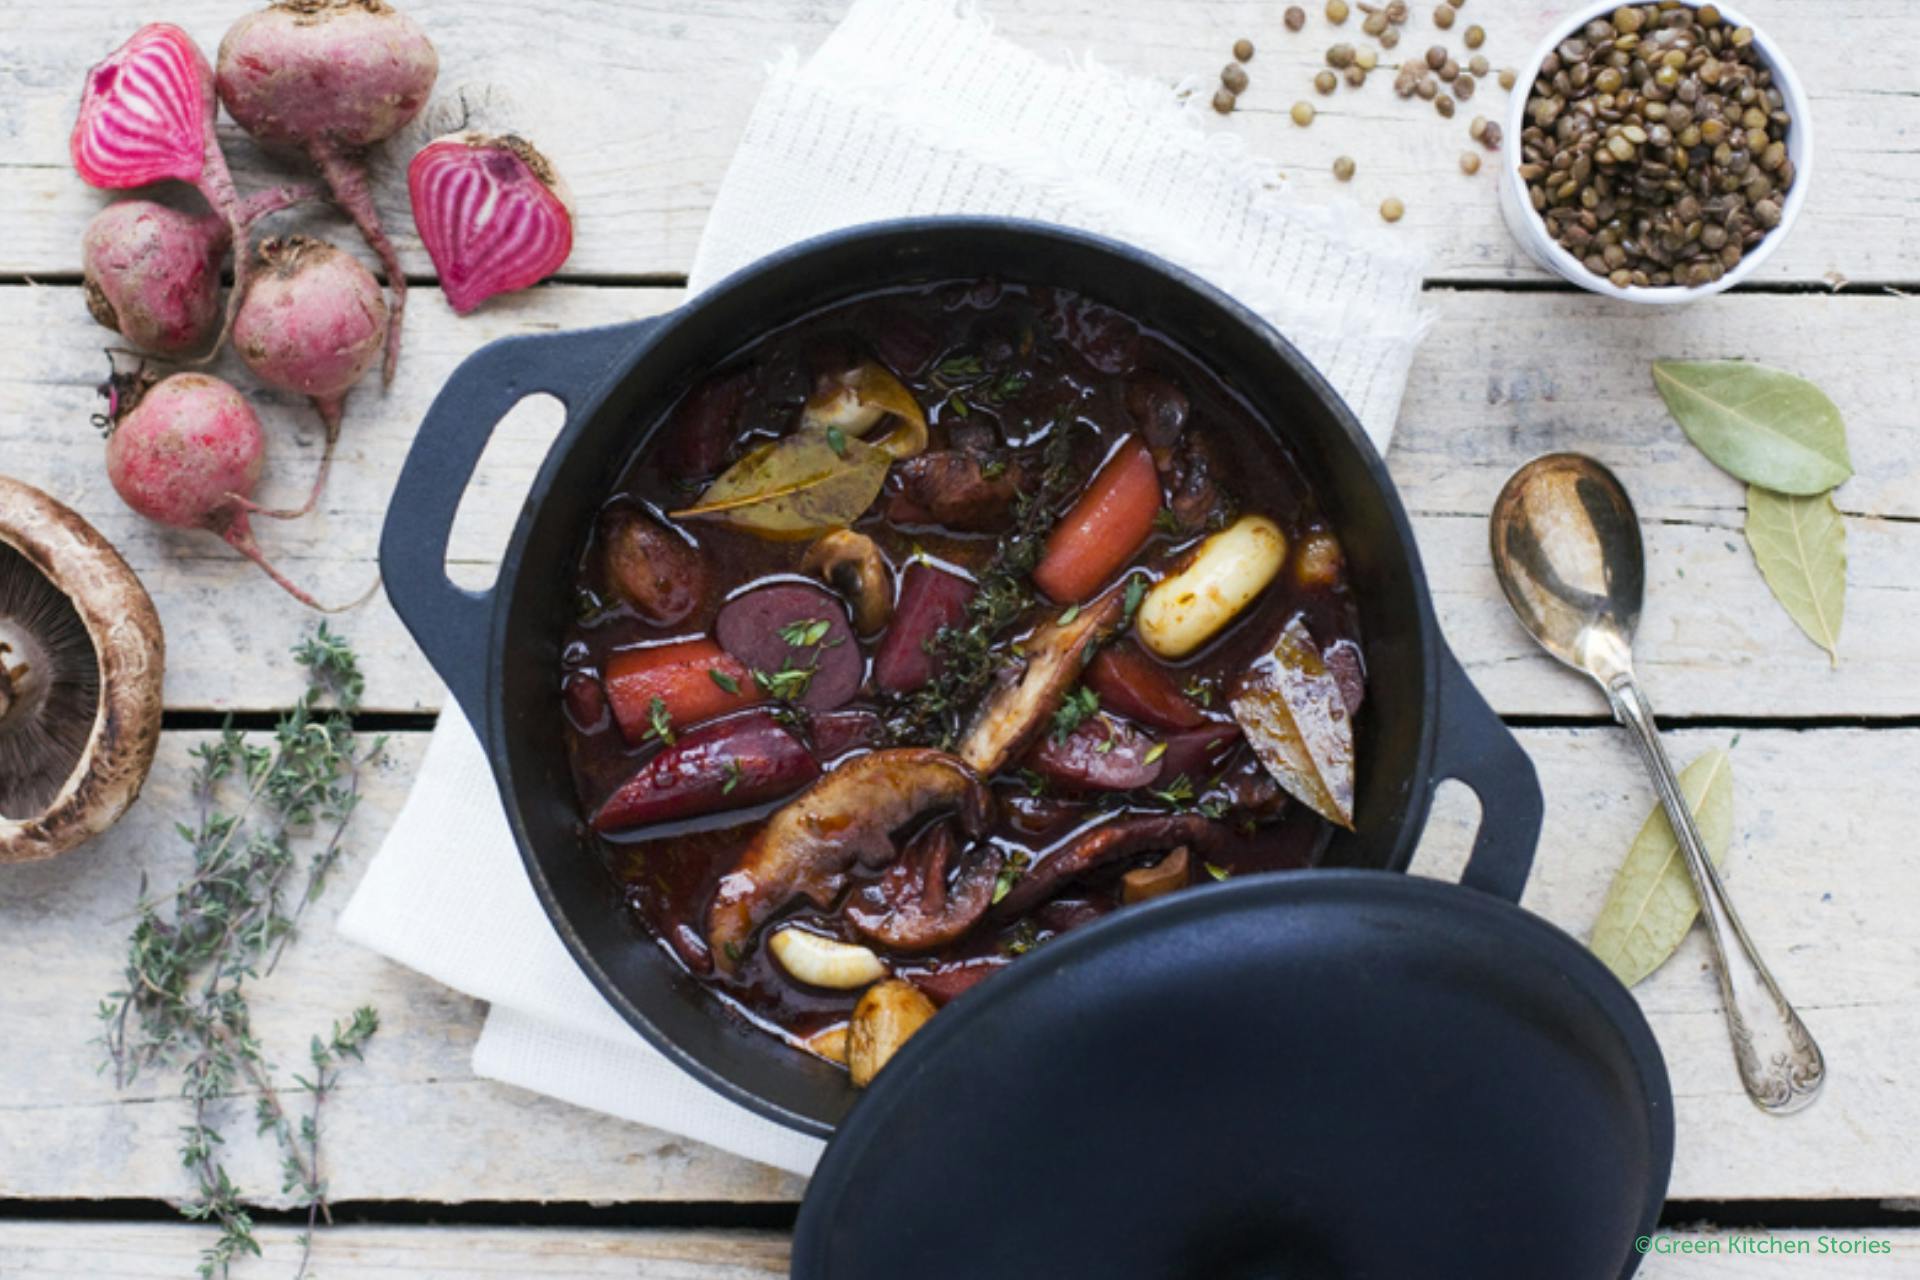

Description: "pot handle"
379 318 665 728
1432 645 1543 903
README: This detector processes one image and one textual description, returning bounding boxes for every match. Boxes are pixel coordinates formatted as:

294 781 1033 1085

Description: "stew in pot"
560 281 1364 1083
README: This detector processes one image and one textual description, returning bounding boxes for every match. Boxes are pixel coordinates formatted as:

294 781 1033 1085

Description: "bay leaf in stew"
1229 617 1356 829
672 430 893 541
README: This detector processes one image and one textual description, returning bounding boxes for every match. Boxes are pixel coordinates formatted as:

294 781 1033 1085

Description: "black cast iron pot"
381 218 1551 1137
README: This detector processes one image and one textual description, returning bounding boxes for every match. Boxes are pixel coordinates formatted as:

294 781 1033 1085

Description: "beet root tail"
312 143 405 387
221 507 369 612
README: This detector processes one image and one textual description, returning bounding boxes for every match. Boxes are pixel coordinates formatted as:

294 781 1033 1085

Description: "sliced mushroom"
1 476 164 863
802 362 928 460
994 814 1232 918
1165 431 1226 533
767 926 889 989
957 589 1124 776
848 978 938 1087
886 451 1025 531
846 820 1003 952
1125 374 1190 459
707 748 993 971
1121 845 1191 905
801 529 893 636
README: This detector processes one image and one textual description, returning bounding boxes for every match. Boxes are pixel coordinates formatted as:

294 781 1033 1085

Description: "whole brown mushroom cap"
0 476 164 863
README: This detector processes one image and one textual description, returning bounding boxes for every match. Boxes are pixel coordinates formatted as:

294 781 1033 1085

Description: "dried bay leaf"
1589 748 1734 988
1651 360 1852 495
1229 618 1355 829
671 430 892 541
1745 485 1846 666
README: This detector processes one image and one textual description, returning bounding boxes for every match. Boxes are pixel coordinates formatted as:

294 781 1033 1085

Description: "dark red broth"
560 280 1363 1057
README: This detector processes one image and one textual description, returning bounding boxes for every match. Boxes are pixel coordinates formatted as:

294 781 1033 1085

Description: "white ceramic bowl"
1497 0 1813 303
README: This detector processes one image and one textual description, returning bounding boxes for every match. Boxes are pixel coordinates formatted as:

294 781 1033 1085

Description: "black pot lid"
793 870 1672 1280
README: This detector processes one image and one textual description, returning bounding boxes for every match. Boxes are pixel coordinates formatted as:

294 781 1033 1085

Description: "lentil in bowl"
1497 0 1812 301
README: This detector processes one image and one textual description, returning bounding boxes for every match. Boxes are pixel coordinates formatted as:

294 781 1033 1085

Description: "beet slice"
715 582 861 709
811 707 882 760
1028 716 1162 792
872 562 974 694
1153 722 1242 787
1085 642 1205 731
590 710 817 833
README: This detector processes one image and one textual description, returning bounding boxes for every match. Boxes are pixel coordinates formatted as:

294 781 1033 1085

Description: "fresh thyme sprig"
98 624 387 1280
884 418 1079 747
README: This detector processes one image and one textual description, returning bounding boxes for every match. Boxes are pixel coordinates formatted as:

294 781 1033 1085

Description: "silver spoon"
1489 452 1825 1114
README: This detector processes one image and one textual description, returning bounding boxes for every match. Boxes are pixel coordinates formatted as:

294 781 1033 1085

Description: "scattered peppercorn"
1380 196 1406 221
1333 154 1356 180
1234 37 1255 61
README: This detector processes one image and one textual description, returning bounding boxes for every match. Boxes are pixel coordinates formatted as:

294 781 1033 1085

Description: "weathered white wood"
1 284 1913 716
2 727 1916 1204
0 735 807 1207
1 1221 1915 1277
4 0 1914 285
0 1223 791 1278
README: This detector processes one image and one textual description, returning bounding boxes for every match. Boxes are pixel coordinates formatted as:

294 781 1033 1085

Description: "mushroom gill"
0 476 165 863
0 543 100 819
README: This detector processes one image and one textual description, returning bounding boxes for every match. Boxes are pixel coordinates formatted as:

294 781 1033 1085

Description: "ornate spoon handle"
1606 674 1827 1114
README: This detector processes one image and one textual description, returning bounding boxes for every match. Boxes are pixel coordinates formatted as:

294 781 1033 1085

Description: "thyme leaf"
98 625 385 1280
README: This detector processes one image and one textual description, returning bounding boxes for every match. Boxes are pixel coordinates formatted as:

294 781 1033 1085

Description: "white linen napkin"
339 0 1431 1179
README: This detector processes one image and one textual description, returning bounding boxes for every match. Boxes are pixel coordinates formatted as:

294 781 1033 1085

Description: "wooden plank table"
4 0 1917 1273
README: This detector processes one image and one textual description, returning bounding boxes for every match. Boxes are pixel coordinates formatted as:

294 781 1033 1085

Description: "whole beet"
216 0 438 385
70 25 317 359
104 372 339 609
82 202 228 357
235 235 388 440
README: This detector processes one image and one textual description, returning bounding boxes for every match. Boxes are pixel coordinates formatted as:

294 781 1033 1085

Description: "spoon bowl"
1489 453 1643 685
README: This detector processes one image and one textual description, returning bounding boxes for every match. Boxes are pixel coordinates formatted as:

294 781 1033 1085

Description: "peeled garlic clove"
768 926 889 990
848 979 938 1087
1136 515 1286 659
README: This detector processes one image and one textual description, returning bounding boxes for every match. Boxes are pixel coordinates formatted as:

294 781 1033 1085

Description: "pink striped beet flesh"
409 132 575 314
71 24 215 190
